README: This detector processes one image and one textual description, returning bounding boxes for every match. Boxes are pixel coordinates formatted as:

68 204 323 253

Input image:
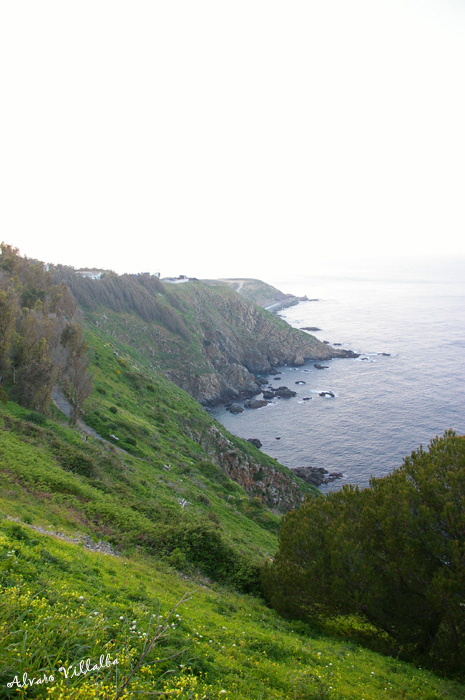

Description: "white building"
76 270 104 280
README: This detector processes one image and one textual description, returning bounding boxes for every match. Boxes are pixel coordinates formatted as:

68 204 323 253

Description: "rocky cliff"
188 424 312 512
179 283 355 403
47 264 323 508
57 269 355 405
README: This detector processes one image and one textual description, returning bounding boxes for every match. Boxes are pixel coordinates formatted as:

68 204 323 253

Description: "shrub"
50 440 97 478
25 411 47 425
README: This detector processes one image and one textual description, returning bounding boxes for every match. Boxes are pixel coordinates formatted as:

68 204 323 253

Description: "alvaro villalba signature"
6 653 119 690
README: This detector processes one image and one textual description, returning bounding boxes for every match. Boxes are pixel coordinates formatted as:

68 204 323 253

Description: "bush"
109 406 118 414
169 520 261 595
50 440 97 478
25 411 47 425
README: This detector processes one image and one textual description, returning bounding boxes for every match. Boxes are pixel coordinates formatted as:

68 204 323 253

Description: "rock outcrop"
166 284 355 404
291 466 329 486
198 425 309 512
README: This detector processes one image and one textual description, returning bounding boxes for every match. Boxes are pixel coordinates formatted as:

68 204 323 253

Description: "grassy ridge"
0 328 315 594
208 278 298 308
0 406 276 592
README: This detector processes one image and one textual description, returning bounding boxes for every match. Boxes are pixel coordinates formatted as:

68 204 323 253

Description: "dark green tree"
11 309 58 412
0 285 18 385
262 431 465 675
60 322 93 425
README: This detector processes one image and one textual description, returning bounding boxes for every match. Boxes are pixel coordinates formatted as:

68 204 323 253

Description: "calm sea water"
211 257 465 491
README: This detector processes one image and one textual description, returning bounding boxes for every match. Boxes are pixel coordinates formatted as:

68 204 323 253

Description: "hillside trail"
6 515 119 556
52 388 128 454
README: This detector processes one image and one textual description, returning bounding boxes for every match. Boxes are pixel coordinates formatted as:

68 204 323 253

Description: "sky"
1 0 465 280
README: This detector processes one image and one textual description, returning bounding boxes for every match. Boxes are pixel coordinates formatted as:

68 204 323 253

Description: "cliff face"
167 284 354 403
192 424 310 512
60 270 353 405
48 265 321 510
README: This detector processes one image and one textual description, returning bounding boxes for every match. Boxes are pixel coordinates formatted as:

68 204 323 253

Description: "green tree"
11 309 58 412
0 285 18 384
262 431 465 674
60 322 93 425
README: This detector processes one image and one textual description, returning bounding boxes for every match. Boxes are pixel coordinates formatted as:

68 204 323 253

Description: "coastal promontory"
59 270 355 404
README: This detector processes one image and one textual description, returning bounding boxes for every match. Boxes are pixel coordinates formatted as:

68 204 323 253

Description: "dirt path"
6 515 119 556
52 389 129 455
52 388 103 440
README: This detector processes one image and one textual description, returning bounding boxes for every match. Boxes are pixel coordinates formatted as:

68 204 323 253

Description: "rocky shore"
263 295 309 313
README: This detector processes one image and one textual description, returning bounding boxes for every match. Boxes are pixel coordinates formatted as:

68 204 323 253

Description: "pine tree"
262 431 465 674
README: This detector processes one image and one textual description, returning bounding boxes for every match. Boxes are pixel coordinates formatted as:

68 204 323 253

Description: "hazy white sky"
1 0 464 279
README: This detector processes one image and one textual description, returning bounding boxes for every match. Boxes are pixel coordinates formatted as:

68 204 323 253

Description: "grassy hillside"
2 514 465 699
0 367 280 591
206 278 302 309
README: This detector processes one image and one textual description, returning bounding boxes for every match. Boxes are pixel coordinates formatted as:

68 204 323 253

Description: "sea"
210 257 465 492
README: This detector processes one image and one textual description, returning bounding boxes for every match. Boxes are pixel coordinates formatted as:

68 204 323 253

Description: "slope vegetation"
207 277 307 311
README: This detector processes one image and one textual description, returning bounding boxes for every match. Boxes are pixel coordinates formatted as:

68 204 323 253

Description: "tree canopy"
0 243 91 420
262 430 465 675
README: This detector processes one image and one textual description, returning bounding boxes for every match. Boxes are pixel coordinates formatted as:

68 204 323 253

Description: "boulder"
247 438 263 449
292 466 328 487
262 391 275 400
274 386 297 398
244 398 269 409
338 349 360 358
228 403 244 414
323 471 343 484
314 363 329 370
300 326 321 331
319 391 335 398
255 376 269 385
291 354 306 365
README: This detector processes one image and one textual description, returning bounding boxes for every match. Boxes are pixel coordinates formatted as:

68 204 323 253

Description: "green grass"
204 278 294 308
1 519 464 699
0 329 302 591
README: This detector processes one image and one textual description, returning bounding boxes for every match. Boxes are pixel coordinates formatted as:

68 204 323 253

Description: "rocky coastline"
263 295 309 313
